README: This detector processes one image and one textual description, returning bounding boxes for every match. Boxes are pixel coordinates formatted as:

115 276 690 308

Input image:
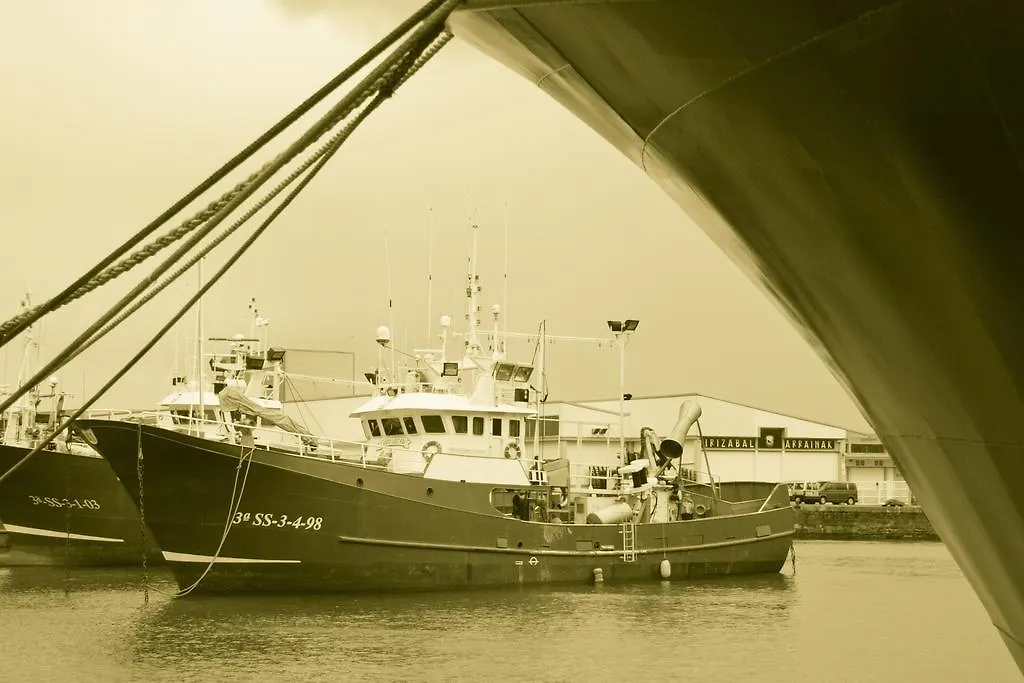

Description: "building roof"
546 391 872 435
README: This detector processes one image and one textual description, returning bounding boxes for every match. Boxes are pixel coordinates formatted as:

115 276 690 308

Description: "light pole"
607 319 639 465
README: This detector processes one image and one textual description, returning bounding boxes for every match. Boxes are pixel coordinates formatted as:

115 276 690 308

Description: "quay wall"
795 505 939 541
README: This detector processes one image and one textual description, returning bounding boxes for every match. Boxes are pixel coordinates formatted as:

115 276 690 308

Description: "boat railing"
567 462 621 493
565 461 719 494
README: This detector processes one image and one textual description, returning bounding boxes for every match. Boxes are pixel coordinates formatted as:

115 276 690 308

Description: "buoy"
659 559 672 579
593 567 604 584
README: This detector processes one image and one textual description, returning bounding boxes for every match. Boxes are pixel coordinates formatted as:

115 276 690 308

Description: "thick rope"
0 0 452 350
0 28 453 487
0 2 460 421
51 29 455 388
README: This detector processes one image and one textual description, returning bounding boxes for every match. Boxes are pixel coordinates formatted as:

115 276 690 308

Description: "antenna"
426 207 434 348
503 201 509 356
384 231 396 380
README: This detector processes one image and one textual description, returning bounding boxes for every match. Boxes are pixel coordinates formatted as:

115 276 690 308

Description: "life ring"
503 441 522 459
422 440 442 459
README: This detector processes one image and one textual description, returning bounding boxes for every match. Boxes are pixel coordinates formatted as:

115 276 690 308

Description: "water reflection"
126 575 796 680
0 545 1018 682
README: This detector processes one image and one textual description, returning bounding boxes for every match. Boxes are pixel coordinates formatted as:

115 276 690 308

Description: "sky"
0 0 871 432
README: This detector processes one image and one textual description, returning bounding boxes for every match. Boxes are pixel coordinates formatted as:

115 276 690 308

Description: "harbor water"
0 540 1018 682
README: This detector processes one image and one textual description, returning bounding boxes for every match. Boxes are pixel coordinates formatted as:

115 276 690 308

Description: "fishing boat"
0 296 295 567
445 0 1024 671
0 293 156 566
75 224 795 594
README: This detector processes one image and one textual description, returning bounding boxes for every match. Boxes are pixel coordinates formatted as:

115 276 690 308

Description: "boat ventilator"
0 0 463 490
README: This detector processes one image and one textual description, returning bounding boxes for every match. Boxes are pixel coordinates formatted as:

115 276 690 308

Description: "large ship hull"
448 0 1024 670
77 419 794 594
0 444 162 566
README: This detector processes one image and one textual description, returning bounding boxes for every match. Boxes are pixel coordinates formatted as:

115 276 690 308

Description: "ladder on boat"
620 522 637 562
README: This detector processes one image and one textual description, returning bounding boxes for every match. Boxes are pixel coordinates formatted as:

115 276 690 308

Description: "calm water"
0 541 1019 682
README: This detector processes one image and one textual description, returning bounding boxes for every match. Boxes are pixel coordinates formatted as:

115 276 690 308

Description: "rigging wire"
0 0 452 350
0 11 456 419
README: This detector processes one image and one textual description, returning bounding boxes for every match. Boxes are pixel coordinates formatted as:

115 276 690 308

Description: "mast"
384 231 396 381
532 319 546 470
196 257 205 429
4 292 37 442
502 202 509 356
426 207 434 348
465 219 482 355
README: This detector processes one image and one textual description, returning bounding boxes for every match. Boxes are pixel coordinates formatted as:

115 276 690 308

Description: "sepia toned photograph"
1 1 1021 681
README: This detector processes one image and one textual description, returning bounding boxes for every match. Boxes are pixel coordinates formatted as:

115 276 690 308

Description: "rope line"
0 4 458 421
0 0 453 349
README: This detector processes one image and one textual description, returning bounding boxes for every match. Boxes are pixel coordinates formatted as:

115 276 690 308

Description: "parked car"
882 498 906 507
787 481 821 504
817 481 859 505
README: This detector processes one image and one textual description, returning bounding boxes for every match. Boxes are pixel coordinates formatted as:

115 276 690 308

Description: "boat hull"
0 444 162 566
77 419 794 594
450 0 1024 670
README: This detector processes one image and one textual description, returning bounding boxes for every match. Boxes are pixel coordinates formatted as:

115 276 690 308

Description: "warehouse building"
530 393 910 504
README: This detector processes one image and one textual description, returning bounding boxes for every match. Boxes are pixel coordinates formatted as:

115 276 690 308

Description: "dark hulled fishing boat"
0 293 159 566
0 441 161 567
0 300 293 567
447 0 1024 671
76 227 795 594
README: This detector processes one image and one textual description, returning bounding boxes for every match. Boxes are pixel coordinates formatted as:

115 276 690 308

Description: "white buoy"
593 567 604 584
659 559 672 579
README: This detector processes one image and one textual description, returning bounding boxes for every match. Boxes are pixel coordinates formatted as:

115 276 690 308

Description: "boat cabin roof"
350 391 534 418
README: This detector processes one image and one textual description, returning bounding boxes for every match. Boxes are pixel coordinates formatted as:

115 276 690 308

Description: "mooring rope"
0 0 461 422
0 20 454 489
0 0 454 350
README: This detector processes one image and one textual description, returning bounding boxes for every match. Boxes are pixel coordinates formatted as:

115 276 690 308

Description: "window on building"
422 415 445 434
492 418 502 436
850 443 886 454
509 419 521 438
452 415 468 434
472 416 484 435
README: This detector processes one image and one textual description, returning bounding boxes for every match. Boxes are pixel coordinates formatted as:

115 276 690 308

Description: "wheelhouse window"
452 415 468 434
491 418 502 436
472 416 484 435
403 416 418 434
367 420 381 437
422 415 446 434
509 419 521 438
381 417 404 436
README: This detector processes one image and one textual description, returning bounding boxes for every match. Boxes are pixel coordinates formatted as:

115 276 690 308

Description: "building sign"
702 436 757 450
701 435 838 451
758 427 785 451
784 438 837 451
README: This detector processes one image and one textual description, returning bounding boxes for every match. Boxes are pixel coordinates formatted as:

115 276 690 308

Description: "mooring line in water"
0 0 455 351
172 446 256 598
136 424 150 604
